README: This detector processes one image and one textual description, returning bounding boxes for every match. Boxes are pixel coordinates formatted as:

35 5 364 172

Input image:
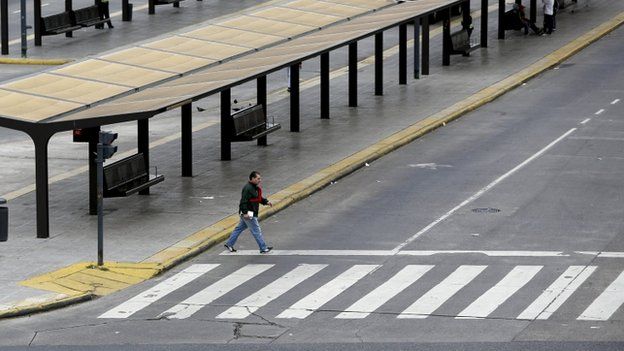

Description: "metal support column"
221 89 231 160
181 103 192 177
375 33 383 96
320 52 330 119
421 16 429 75
34 0 41 46
89 127 101 215
122 0 131 21
65 0 73 38
399 24 407 85
1 0 8 55
138 118 150 195
530 0 537 24
348 42 357 107
149 0 155 14
481 0 488 47
414 18 420 79
33 133 53 238
257 76 268 144
498 0 505 39
290 63 300 132
442 9 451 66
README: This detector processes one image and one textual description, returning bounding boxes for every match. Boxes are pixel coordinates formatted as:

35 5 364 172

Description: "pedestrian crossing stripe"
99 263 624 321
456 266 543 319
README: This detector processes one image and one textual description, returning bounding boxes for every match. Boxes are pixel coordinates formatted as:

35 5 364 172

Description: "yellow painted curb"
6 10 624 320
0 57 72 65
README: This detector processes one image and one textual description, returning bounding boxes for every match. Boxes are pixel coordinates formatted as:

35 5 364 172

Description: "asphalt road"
1 13 623 351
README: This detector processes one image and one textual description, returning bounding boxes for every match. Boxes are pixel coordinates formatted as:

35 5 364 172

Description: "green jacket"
238 182 268 217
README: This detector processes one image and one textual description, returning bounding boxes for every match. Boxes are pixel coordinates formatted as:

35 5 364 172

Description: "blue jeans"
226 215 268 251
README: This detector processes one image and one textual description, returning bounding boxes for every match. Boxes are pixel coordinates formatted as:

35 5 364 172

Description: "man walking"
224 171 273 254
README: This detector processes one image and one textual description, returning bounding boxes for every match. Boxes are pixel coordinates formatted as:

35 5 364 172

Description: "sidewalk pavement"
1 0 623 318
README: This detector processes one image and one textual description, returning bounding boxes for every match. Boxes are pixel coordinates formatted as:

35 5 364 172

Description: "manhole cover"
471 208 501 213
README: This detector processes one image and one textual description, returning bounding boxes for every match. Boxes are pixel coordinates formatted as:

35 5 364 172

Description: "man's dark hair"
249 171 261 180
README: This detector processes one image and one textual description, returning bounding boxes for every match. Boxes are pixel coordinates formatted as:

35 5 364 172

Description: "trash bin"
122 2 133 22
0 198 7 242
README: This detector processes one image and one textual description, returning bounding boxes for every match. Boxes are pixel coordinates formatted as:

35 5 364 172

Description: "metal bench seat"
73 5 110 28
230 105 281 142
103 153 164 198
41 12 82 36
449 28 480 56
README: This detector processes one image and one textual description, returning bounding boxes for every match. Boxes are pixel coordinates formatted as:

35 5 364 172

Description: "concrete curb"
0 58 73 65
3 10 623 320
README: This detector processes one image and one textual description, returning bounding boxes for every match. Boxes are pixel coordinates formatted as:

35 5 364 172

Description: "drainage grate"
471 208 501 213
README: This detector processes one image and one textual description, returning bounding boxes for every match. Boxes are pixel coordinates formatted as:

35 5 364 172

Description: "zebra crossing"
99 263 624 322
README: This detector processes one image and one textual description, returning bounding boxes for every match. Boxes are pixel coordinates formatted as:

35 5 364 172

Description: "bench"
448 28 479 56
103 153 164 198
73 5 109 28
231 105 281 142
229 105 281 142
40 12 81 36
153 0 185 6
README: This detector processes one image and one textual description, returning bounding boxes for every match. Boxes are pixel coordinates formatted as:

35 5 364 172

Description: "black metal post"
481 0 488 48
174 1 180 8
33 133 52 238
320 52 330 119
20 0 26 57
348 42 357 107
221 89 231 160
149 0 155 14
89 127 100 215
375 33 383 96
257 76 268 144
65 0 72 37
290 63 300 132
96 132 104 266
122 0 130 21
515 0 521 4
34 0 41 46
414 18 420 79
138 118 150 195
462 0 471 26
1 0 8 55
399 24 407 85
530 0 537 24
421 16 429 75
443 9 451 66
498 0 505 39
181 103 193 177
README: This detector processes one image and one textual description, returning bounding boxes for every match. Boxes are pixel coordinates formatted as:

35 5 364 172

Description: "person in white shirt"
543 0 555 34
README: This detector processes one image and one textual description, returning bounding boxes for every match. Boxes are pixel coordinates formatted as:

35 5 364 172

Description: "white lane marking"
98 264 218 319
277 265 379 319
580 118 591 124
399 250 568 257
456 266 543 319
221 250 395 256
578 271 624 321
392 129 577 252
595 109 605 115
517 266 596 320
576 252 624 258
336 265 434 319
161 264 274 320
224 250 583 257
216 264 326 319
611 99 620 105
398 265 487 319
